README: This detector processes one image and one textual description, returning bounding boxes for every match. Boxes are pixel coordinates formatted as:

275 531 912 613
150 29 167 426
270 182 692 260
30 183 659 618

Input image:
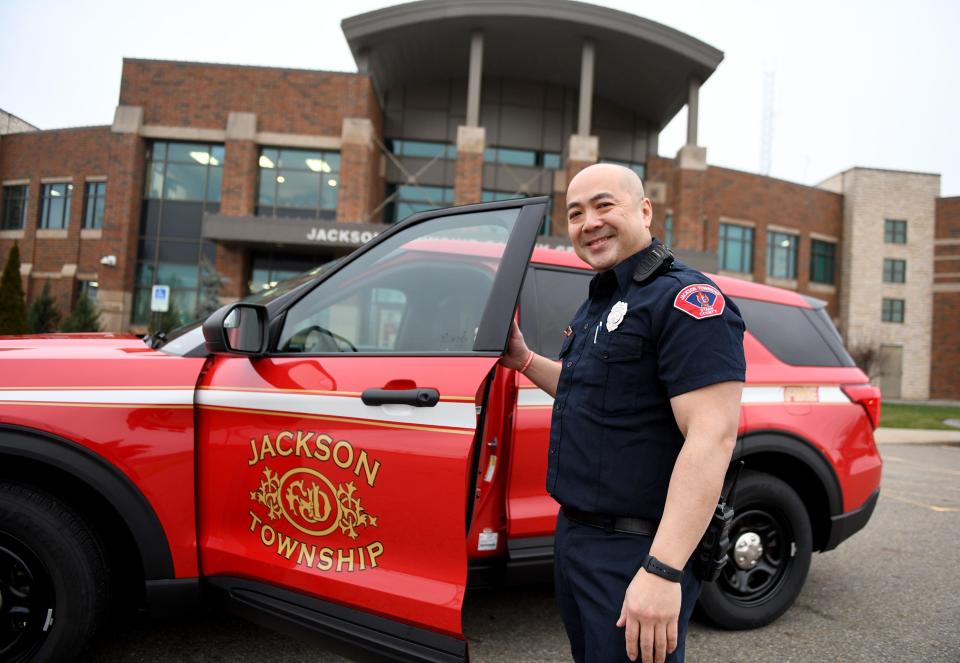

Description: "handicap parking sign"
150 285 170 312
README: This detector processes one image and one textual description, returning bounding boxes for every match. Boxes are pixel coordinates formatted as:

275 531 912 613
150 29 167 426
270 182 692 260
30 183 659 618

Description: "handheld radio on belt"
692 460 744 582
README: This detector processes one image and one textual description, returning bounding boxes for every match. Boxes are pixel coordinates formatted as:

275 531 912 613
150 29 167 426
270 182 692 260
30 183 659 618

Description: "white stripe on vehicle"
516 385 852 407
0 389 195 405
196 389 477 430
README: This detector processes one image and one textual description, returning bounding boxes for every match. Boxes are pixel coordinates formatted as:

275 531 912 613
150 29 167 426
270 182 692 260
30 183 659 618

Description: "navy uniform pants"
554 510 702 663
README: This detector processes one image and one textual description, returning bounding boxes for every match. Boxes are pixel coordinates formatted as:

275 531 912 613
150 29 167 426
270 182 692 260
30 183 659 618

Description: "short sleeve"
655 279 746 398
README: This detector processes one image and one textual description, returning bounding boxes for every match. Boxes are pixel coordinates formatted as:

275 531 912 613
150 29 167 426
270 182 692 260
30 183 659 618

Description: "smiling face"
565 164 653 272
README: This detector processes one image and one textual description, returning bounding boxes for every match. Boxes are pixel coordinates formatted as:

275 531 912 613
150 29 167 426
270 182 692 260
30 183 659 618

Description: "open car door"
196 198 546 662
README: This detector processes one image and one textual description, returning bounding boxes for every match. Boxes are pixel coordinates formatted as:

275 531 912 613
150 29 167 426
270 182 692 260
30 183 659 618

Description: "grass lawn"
880 402 960 430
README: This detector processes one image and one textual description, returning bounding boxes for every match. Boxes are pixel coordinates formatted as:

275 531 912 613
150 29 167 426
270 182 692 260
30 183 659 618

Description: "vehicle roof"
529 246 815 308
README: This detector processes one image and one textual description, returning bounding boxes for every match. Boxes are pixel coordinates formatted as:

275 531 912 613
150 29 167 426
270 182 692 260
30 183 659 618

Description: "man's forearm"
648 431 736 570
521 353 561 398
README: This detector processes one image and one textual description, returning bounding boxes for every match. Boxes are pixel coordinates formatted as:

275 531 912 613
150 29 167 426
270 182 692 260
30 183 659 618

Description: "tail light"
841 384 882 429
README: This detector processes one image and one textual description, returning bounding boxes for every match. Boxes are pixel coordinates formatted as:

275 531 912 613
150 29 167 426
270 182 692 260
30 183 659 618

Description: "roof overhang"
342 0 723 129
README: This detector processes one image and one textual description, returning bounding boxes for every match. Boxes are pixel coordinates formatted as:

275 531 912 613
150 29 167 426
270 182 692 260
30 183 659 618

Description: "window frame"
256 146 340 220
809 239 837 285
39 182 73 230
766 230 799 279
82 181 107 230
881 298 905 323
884 219 907 244
1 184 29 230
719 222 755 274
882 258 906 283
144 141 224 204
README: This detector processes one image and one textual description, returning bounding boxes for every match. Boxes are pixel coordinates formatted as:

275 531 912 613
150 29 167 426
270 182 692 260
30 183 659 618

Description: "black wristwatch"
642 554 683 583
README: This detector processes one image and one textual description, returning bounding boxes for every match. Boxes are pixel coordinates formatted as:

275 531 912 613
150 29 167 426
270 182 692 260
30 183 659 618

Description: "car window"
278 208 520 354
521 267 591 359
733 297 855 367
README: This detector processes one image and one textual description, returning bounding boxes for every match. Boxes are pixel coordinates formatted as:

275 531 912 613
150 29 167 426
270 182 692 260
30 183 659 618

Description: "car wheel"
0 483 108 662
697 471 812 630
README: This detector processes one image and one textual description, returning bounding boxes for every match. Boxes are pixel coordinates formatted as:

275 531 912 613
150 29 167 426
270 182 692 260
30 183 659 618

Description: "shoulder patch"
673 283 725 319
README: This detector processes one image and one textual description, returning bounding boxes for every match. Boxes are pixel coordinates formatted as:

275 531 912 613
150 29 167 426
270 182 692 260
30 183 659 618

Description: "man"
501 164 745 663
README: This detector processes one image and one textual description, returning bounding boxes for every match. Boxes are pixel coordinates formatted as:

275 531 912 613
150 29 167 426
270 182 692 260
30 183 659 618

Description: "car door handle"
361 388 440 407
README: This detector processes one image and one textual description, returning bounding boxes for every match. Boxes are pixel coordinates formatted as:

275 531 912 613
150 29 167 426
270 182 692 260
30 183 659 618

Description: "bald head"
568 163 645 210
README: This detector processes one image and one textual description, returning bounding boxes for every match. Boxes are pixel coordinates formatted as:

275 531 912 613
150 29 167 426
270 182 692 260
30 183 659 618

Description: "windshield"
150 260 342 352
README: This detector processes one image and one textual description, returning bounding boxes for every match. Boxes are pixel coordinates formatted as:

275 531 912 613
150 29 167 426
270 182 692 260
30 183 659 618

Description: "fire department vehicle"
0 197 881 662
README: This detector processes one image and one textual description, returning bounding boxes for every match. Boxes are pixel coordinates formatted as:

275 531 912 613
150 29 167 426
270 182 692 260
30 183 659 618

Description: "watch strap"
642 554 683 583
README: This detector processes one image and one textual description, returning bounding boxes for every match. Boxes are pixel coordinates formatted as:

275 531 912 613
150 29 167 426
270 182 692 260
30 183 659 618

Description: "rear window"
733 297 855 367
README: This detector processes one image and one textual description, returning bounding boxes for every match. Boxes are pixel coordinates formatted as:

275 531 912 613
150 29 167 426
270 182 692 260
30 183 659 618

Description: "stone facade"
821 168 940 400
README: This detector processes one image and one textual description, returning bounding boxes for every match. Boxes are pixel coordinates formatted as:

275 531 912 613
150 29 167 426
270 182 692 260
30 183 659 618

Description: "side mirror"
203 303 269 356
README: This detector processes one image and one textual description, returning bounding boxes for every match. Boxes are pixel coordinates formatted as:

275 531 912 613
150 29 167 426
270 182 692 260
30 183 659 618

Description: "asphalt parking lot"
84 442 960 662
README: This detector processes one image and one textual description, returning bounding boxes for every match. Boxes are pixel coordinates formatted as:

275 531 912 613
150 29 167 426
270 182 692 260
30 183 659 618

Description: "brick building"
0 0 954 399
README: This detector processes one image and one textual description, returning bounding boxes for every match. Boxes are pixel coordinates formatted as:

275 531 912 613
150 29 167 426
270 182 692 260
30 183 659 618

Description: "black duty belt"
562 506 658 536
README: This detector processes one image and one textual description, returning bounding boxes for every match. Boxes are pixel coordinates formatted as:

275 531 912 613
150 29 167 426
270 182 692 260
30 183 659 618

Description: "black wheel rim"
0 533 54 661
718 506 793 608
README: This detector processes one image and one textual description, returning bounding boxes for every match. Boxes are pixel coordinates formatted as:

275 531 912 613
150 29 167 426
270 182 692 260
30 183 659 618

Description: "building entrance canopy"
342 0 723 129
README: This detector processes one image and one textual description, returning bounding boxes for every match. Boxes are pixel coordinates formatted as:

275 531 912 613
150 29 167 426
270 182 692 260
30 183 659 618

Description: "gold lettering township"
247 430 380 487
249 509 382 572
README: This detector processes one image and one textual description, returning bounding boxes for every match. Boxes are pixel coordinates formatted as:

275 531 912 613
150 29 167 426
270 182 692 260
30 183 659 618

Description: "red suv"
0 197 880 661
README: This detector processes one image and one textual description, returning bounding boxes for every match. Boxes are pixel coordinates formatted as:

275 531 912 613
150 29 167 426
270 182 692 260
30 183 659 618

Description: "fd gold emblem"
250 467 377 539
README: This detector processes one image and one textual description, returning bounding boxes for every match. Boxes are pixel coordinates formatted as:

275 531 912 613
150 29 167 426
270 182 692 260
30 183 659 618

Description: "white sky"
1 0 958 195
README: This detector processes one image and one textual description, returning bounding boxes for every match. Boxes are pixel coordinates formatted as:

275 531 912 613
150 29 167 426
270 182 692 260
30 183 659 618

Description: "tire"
697 471 812 630
0 483 108 662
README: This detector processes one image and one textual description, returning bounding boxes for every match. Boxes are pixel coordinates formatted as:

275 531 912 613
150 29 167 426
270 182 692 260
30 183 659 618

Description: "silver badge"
606 300 628 332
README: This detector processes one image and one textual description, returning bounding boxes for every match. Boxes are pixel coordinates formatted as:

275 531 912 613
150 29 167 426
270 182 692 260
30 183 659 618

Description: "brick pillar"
454 125 484 206
555 134 598 238
669 145 708 252
337 118 380 222
222 113 257 217
99 106 145 331
216 112 258 301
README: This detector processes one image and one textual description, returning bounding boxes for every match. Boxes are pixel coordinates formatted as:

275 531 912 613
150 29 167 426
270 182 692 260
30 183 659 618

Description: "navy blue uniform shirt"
546 239 746 520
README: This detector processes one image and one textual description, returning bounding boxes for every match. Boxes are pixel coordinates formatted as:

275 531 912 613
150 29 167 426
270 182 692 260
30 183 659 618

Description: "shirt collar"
588 238 662 297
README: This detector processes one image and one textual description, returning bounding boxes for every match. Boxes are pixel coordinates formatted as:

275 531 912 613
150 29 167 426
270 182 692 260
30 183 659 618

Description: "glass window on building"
145 142 223 203
484 146 538 167
1 184 29 230
809 239 837 284
76 279 99 302
882 258 906 283
386 184 453 223
542 152 561 170
664 213 674 247
884 219 907 244
257 148 340 220
83 182 106 229
882 298 905 323
248 252 325 294
767 231 798 279
482 190 552 236
719 223 754 273
483 147 563 170
134 141 224 327
389 141 455 160
599 159 646 180
40 183 73 229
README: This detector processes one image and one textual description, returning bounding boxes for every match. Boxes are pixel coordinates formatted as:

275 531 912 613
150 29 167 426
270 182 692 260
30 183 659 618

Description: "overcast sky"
2 0 958 196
